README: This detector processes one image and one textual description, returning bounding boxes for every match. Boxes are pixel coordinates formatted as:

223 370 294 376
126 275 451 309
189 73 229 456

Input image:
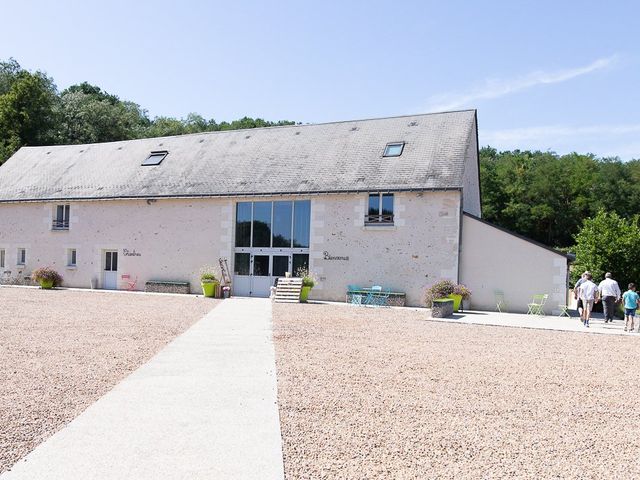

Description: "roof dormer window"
383 142 404 157
142 151 168 166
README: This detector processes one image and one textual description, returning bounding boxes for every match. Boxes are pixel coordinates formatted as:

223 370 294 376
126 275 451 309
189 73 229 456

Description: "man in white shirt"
598 272 621 323
579 273 599 327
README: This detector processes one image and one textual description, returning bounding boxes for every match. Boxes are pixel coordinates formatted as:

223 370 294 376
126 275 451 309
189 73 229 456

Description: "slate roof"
0 110 477 202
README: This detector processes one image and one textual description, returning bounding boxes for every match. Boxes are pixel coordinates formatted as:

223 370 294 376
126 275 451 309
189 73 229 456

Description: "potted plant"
31 266 62 289
200 266 219 298
296 267 315 303
424 280 471 312
424 279 455 307
450 284 472 312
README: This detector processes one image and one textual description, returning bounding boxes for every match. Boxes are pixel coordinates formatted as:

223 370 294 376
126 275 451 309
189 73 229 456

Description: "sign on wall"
323 251 349 261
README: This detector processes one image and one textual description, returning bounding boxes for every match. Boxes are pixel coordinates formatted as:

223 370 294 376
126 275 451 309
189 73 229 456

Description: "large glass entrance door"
233 199 311 297
232 253 295 297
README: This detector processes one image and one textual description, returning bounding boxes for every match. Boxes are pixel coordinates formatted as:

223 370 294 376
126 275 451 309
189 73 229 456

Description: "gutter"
0 187 463 204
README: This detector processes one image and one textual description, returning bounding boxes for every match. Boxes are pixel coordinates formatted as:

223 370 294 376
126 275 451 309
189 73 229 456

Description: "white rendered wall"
308 191 461 306
459 214 568 313
0 199 232 292
0 192 460 305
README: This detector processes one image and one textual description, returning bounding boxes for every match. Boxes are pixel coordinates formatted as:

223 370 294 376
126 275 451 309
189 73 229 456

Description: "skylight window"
142 150 168 166
383 142 404 157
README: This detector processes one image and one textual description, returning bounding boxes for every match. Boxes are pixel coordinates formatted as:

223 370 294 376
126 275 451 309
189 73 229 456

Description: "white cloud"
426 55 620 111
483 123 640 144
481 123 640 159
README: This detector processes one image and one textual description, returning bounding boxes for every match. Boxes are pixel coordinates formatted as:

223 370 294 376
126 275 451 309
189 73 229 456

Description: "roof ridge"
19 109 477 150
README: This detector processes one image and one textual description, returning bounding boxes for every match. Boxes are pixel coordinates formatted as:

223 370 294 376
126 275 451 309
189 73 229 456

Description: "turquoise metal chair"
365 286 389 307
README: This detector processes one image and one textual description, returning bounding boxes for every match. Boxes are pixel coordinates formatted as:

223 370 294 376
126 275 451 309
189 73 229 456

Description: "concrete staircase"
273 277 302 303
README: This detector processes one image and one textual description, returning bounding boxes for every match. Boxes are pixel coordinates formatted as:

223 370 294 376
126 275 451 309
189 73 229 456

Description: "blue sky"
1 0 638 158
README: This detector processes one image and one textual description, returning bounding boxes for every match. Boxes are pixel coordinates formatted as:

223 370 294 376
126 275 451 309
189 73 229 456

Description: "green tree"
56 83 149 144
0 65 58 163
571 210 640 289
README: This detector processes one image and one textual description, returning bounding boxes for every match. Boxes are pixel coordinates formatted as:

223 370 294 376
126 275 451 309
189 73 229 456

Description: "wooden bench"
145 280 190 295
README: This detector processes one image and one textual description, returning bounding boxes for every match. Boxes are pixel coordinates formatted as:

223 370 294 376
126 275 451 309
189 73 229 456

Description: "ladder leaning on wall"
219 257 232 294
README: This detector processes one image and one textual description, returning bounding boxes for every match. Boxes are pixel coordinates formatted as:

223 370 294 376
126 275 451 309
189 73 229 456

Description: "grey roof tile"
0 110 476 202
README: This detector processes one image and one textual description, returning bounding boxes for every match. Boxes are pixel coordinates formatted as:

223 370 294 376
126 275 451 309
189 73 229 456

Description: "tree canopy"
0 58 296 164
480 147 640 249
570 211 640 289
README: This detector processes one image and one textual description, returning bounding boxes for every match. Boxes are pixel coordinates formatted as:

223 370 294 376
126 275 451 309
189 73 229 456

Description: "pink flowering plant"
31 266 63 287
424 280 472 307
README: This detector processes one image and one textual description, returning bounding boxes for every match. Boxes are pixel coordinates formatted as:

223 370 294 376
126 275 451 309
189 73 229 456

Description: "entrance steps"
273 277 302 303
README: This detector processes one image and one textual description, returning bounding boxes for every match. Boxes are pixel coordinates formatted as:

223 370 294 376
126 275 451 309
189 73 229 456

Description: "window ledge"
362 224 396 231
66 265 77 270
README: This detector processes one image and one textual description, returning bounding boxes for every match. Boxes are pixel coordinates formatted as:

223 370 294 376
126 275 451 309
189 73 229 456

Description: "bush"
199 265 219 283
31 266 62 286
453 284 472 299
294 266 315 287
200 273 218 283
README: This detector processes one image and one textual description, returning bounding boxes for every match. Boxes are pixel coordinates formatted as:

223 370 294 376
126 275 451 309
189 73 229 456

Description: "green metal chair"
527 294 549 315
494 290 508 313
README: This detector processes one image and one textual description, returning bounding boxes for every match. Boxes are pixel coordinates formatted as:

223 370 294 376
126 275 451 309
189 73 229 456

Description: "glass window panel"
105 252 111 271
252 202 272 247
56 205 65 222
382 194 394 216
368 194 380 216
383 143 404 157
292 254 309 277
253 255 270 276
234 253 250 275
0 249 4 268
293 200 311 248
112 252 118 271
235 202 252 247
272 256 289 277
272 201 293 247
141 151 168 166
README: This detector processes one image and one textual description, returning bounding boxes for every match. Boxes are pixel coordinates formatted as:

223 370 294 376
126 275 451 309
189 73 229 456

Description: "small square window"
142 151 168 166
383 142 404 157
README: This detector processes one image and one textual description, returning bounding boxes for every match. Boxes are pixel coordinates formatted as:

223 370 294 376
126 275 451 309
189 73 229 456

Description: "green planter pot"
201 282 219 298
39 279 54 289
448 293 463 312
300 286 312 303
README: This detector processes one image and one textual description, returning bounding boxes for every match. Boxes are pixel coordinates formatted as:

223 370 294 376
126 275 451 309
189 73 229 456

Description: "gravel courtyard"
273 303 640 479
0 287 216 474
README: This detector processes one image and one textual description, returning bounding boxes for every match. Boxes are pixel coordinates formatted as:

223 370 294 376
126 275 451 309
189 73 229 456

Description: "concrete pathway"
314 300 637 337
3 298 284 480
432 310 637 336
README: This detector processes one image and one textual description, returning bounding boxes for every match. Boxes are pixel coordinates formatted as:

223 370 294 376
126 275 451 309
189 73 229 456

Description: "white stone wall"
308 191 461 306
459 214 568 313
0 192 461 305
0 199 228 292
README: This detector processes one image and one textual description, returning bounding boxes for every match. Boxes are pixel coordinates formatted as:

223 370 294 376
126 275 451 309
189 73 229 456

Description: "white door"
233 253 251 296
251 254 272 297
103 250 118 290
